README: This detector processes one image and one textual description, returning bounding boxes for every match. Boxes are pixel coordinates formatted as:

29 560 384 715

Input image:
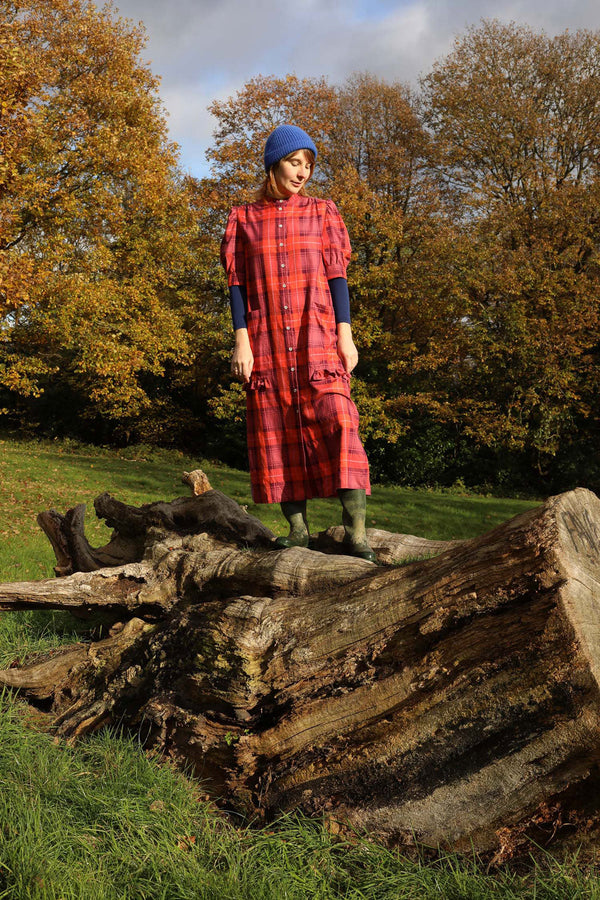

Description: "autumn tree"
422 21 600 483
0 0 201 440
5 9 600 490
324 74 470 480
200 42 600 489
206 74 337 202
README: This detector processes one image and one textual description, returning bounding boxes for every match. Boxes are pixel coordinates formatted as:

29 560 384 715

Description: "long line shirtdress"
220 192 371 504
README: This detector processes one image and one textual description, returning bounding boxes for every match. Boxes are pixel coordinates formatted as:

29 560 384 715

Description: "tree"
6 12 600 489
423 21 600 209
206 74 337 202
202 38 600 489
421 21 600 479
0 0 197 437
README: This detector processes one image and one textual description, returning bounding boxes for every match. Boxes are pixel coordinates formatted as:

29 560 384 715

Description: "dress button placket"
278 202 297 400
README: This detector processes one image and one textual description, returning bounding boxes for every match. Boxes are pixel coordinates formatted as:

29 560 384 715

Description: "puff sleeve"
220 206 246 287
321 199 351 280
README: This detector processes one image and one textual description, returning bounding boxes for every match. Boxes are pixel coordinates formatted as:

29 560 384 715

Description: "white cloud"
109 0 600 177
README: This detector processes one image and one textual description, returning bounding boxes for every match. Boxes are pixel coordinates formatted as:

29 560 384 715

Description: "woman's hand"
231 328 254 383
336 322 358 373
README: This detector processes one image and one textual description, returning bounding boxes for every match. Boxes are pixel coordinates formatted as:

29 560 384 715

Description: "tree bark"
3 475 600 861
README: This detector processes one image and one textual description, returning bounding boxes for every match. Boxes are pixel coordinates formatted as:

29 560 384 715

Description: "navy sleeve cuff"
229 284 248 330
328 277 351 324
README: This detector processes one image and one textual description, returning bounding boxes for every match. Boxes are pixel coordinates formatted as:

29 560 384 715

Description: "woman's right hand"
231 328 254 383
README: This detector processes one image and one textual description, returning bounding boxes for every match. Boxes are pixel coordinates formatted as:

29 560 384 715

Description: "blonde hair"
255 148 315 201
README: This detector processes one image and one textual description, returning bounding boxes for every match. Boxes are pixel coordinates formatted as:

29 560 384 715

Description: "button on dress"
220 193 371 504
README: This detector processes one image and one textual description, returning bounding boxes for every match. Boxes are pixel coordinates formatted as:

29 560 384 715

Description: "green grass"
0 432 537 583
2 434 597 898
0 689 599 899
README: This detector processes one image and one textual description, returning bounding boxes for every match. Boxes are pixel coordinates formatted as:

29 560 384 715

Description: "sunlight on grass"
0 689 597 899
0 433 538 582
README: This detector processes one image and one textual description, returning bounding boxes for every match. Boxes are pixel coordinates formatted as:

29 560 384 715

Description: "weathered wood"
0 537 372 618
36 505 144 576
92 487 275 547
182 469 213 495
313 525 460 565
34 470 275 579
3 481 600 860
0 563 154 617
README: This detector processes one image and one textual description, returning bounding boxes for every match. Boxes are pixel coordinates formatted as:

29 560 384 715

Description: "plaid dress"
221 193 371 504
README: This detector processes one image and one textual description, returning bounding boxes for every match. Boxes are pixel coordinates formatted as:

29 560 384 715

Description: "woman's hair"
255 148 315 201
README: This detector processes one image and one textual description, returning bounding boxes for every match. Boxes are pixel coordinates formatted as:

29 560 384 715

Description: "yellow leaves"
0 356 57 397
176 834 196 852
0 12 598 488
0 0 197 428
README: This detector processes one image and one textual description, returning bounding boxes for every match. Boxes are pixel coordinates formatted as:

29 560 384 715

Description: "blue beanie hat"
264 124 317 173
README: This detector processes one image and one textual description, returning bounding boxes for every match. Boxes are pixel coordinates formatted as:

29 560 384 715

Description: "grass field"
0 433 537 583
0 434 597 898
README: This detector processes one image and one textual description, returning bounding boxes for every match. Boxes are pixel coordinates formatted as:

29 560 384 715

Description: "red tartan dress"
220 193 371 504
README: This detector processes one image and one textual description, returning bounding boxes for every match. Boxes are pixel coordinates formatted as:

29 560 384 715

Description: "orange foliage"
423 21 600 465
3 10 600 487
0 0 196 429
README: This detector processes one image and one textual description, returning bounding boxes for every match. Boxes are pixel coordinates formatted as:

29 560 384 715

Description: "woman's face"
274 151 313 197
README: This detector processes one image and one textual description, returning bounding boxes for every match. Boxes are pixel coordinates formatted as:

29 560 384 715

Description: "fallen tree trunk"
3 476 600 861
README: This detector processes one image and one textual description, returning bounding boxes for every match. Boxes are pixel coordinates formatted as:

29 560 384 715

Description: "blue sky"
108 0 600 179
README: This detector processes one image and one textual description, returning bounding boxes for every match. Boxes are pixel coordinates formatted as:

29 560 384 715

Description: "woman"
220 124 375 562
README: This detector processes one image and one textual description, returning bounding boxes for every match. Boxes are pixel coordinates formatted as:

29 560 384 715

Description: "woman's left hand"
336 322 358 373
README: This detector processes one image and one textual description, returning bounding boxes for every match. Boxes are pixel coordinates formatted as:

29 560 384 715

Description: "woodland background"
2 0 599 495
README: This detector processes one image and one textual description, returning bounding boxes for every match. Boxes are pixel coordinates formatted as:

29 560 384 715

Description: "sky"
108 0 600 179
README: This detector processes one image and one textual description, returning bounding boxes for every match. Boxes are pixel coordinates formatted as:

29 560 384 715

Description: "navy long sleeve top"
229 277 351 331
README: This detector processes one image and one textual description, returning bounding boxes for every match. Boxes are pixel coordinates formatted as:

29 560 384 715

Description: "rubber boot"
338 488 377 563
273 500 309 549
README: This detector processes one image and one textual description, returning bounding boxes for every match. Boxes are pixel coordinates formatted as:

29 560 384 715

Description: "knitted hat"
263 124 317 173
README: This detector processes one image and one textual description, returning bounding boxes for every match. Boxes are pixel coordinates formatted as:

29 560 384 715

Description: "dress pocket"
309 363 350 384
243 374 270 392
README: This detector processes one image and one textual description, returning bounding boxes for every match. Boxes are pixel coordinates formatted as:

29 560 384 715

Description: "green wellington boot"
273 500 310 549
338 488 377 563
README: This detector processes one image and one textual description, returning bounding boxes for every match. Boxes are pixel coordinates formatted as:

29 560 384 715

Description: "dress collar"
264 193 303 207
